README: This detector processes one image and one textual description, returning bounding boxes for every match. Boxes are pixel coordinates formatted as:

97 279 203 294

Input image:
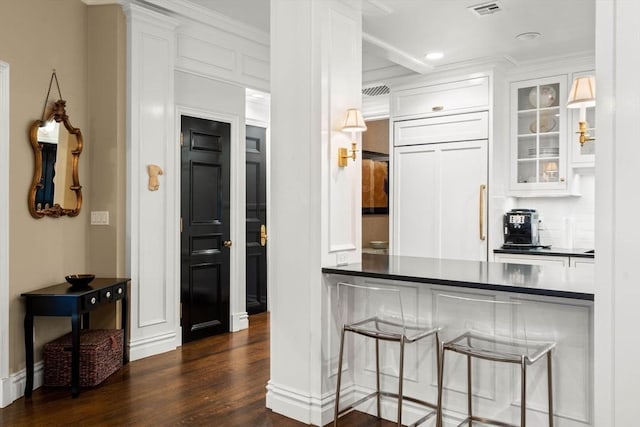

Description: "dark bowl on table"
65 274 95 289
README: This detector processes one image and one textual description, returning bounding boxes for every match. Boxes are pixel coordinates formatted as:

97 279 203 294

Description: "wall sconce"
566 76 596 146
338 108 367 167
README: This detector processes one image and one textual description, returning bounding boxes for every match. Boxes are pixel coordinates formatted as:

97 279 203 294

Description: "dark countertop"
493 247 594 258
322 254 594 301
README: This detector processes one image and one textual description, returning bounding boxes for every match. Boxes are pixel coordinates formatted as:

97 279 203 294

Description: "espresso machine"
503 209 547 248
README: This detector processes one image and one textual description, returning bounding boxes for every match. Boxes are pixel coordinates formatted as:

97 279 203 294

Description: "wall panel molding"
324 4 362 264
124 3 180 356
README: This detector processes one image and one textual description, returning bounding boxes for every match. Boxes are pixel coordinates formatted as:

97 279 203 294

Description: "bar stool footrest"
456 415 518 427
336 389 438 425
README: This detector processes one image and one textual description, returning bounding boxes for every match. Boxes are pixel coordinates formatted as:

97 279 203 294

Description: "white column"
267 0 362 425
595 1 640 425
124 4 180 360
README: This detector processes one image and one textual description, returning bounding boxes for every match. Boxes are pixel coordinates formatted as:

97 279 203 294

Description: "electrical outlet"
336 252 349 266
91 211 109 225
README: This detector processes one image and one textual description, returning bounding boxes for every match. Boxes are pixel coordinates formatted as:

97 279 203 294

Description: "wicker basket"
44 329 123 387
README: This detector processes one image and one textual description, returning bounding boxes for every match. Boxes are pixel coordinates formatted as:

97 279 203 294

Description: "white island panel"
323 255 593 426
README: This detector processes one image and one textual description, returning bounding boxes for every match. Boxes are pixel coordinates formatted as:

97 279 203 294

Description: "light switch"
91 211 109 225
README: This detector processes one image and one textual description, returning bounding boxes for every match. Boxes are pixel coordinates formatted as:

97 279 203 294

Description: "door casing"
175 105 246 341
0 60 10 407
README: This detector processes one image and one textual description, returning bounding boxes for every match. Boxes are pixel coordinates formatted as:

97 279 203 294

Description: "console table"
22 277 130 398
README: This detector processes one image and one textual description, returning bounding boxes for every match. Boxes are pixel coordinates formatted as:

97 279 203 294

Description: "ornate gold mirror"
28 71 83 218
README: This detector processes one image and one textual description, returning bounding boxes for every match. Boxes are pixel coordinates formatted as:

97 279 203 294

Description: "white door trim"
175 105 247 340
0 60 11 408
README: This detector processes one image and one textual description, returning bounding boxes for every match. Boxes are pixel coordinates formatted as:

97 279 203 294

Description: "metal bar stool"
436 294 555 427
334 282 441 427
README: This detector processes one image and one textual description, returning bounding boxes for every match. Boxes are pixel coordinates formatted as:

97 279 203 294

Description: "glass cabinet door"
516 83 561 184
510 75 568 194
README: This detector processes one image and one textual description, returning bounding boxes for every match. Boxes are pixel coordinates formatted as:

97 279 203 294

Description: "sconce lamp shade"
341 108 367 132
567 76 596 109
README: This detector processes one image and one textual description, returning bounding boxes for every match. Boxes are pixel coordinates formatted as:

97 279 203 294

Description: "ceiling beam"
363 32 433 74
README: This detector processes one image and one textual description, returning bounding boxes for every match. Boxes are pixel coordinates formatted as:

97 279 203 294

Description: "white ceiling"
188 0 595 85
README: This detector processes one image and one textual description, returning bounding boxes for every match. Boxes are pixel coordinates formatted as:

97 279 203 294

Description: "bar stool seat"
334 282 441 427
436 295 555 427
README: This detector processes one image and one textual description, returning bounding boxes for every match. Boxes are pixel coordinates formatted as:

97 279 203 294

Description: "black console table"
22 277 130 398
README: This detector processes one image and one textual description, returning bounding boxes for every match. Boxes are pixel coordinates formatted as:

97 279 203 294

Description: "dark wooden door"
245 125 267 314
181 115 231 343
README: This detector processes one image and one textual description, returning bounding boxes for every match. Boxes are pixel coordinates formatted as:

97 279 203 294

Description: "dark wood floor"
0 312 393 426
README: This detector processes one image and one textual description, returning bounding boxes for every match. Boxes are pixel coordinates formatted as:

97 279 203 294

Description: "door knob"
223 240 232 248
260 224 268 247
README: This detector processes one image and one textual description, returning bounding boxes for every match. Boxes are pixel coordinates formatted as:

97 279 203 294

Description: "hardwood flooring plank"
0 313 392 427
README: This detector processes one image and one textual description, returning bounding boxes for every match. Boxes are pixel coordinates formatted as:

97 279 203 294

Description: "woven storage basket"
44 329 123 387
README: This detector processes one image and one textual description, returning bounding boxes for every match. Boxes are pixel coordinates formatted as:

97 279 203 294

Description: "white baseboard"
0 361 44 408
265 380 336 426
129 331 177 361
266 380 440 427
0 376 9 408
231 311 249 332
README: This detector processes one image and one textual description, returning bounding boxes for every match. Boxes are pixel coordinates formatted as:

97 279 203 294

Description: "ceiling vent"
362 85 390 97
468 1 503 17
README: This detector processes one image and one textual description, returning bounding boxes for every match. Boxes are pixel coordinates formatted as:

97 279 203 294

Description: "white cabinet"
392 76 489 119
509 75 570 196
570 256 595 271
394 111 489 146
393 112 488 261
494 253 569 268
494 252 594 271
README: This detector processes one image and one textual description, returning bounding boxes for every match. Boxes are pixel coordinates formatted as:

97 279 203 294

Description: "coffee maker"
503 209 544 248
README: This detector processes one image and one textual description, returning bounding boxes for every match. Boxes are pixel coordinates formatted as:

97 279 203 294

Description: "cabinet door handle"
479 184 486 241
432 105 444 112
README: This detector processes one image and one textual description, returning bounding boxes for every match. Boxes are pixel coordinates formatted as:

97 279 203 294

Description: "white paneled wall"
124 4 179 360
124 0 271 359
594 1 640 425
267 0 362 425
324 275 594 427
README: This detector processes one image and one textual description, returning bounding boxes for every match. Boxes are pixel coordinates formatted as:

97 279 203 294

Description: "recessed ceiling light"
425 51 444 60
516 32 541 41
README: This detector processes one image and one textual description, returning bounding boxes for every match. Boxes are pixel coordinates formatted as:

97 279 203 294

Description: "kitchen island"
321 254 593 427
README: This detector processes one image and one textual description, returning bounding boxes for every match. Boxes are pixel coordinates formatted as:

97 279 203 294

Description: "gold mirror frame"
28 100 83 218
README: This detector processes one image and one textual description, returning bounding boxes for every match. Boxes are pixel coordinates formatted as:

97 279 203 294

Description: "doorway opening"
245 124 268 314
180 115 232 343
361 118 390 255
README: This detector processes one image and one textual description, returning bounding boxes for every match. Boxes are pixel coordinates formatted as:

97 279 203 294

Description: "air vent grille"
362 85 390 97
468 1 502 17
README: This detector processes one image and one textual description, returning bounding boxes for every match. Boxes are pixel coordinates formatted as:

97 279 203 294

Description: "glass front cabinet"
510 75 569 195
